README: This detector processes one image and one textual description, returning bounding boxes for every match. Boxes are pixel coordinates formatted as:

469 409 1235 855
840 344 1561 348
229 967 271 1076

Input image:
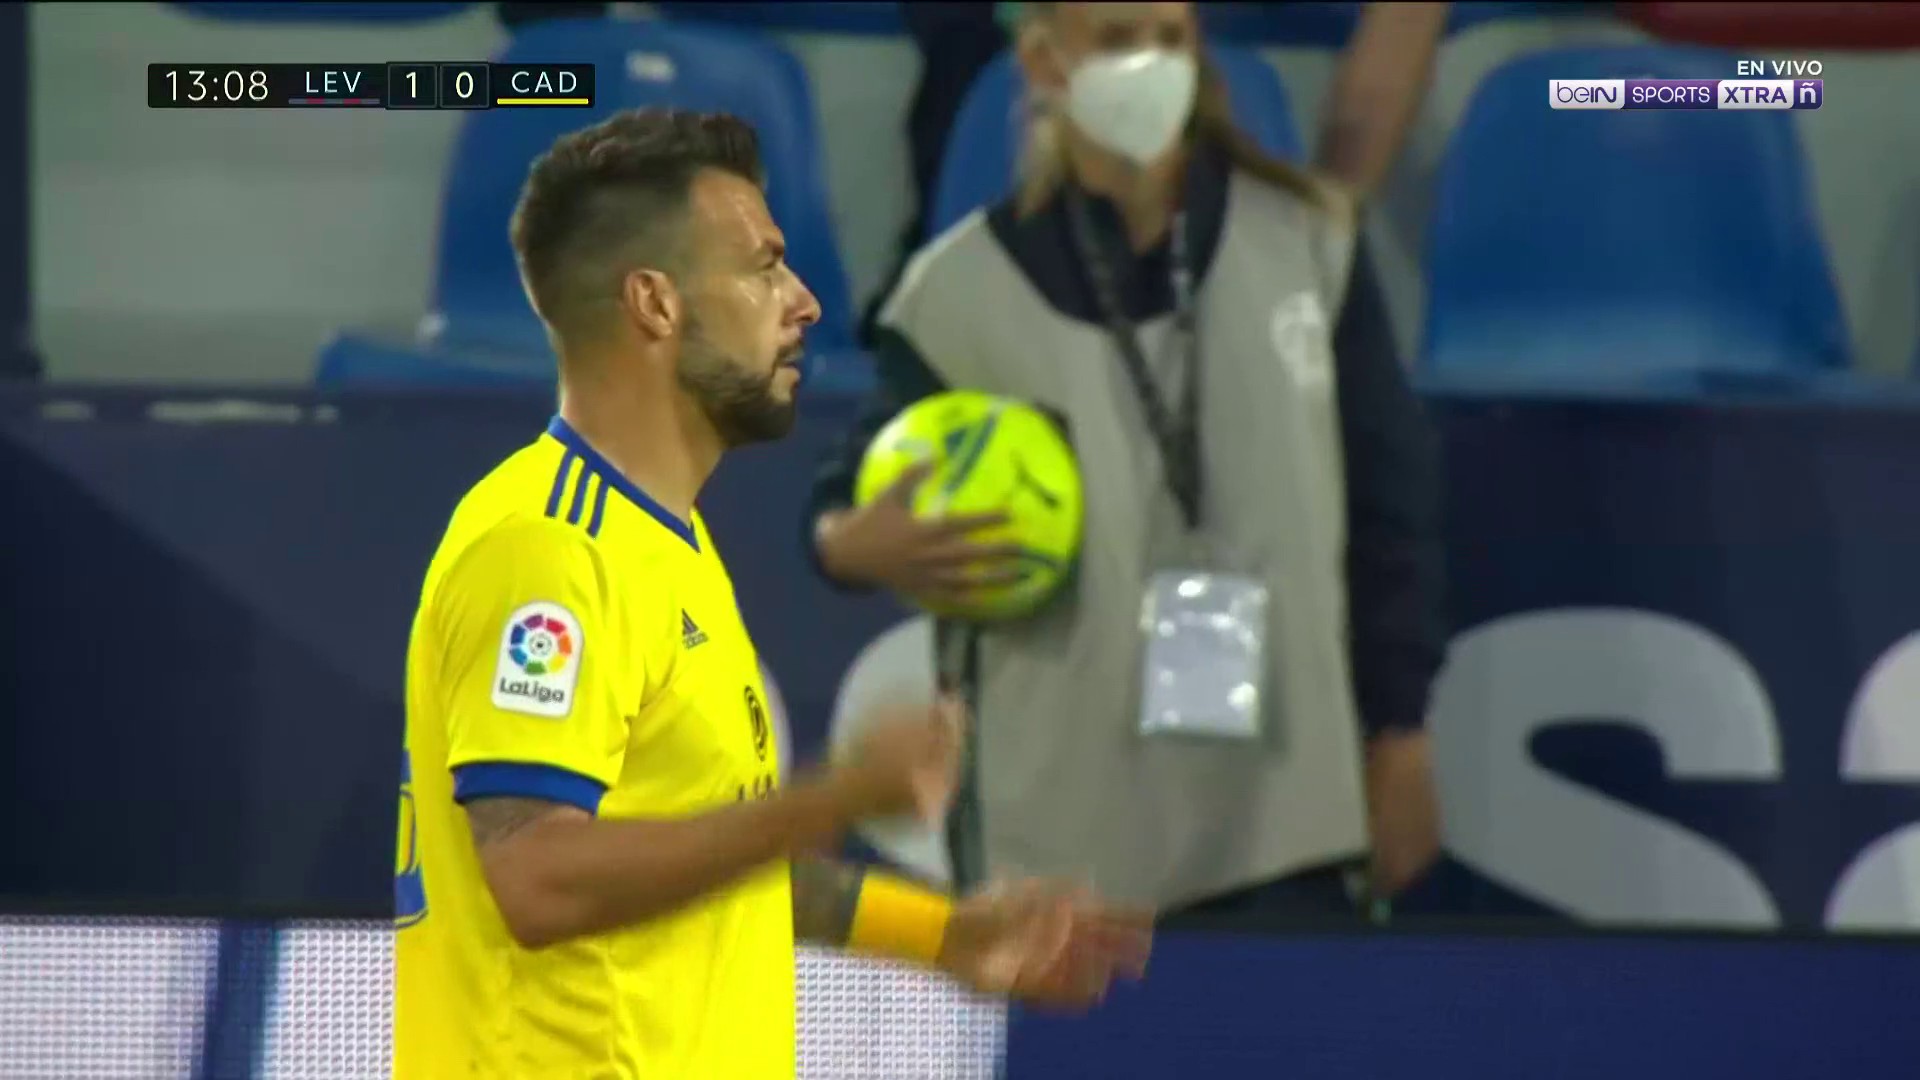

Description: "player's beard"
676 313 797 448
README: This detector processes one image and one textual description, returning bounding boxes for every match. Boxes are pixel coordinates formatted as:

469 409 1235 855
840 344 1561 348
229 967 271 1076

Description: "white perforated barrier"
0 918 219 1079
0 919 1007 1079
259 925 394 1080
792 944 1007 1079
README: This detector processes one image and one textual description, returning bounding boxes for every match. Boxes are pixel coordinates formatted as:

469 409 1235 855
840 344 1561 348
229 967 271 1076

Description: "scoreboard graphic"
148 63 595 110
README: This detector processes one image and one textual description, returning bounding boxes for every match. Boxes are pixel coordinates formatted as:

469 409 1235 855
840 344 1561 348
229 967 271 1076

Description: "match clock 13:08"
150 65 274 107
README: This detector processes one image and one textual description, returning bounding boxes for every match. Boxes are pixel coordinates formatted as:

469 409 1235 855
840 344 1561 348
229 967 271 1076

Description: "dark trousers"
1162 861 1376 926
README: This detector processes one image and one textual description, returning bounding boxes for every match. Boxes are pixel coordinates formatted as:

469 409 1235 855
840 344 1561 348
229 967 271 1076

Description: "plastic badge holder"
1136 570 1270 741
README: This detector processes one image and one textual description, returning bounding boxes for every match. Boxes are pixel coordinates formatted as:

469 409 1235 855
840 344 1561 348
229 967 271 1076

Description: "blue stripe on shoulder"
545 451 578 518
546 415 700 552
566 461 592 525
587 476 611 538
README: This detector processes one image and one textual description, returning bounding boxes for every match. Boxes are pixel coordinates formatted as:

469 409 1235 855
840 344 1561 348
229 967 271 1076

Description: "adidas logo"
681 610 708 649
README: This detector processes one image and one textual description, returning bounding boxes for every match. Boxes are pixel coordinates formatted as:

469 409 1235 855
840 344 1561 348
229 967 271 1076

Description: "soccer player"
391 108 1152 1079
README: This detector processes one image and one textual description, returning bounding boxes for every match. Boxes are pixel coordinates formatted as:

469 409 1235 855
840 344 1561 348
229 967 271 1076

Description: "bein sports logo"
1548 75 1824 112
494 604 582 717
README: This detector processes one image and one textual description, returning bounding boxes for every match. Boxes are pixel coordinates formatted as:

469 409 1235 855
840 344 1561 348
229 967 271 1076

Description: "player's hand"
815 462 1028 607
1366 728 1442 898
939 879 1154 1011
832 694 967 824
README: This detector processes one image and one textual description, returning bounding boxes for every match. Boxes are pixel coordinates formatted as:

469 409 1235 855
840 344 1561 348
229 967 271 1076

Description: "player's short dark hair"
510 108 766 336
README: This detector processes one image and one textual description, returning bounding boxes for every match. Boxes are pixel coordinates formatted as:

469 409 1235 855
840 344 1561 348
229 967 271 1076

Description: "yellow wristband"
847 873 952 966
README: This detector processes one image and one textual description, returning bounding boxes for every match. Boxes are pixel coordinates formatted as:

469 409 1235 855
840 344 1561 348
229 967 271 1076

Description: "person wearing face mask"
806 1 1448 922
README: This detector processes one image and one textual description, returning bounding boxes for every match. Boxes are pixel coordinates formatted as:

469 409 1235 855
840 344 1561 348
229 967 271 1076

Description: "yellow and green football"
854 389 1084 621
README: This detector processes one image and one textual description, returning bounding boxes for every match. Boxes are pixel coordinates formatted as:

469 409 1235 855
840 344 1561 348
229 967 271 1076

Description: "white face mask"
1063 48 1199 167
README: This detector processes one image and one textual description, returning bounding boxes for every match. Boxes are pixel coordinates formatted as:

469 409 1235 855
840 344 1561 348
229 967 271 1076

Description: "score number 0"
399 69 474 99
438 64 488 110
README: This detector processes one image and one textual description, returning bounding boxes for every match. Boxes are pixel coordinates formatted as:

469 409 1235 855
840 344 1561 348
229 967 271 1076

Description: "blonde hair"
1012 2 1338 220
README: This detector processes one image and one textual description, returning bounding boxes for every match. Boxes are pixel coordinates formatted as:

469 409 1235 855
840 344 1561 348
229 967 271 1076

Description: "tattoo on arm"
465 797 561 850
791 858 867 947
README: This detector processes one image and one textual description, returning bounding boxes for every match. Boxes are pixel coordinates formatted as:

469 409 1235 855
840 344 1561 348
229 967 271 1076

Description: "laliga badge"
492 601 582 719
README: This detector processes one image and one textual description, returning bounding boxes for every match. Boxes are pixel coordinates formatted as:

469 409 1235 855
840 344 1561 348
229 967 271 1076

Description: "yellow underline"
495 97 591 105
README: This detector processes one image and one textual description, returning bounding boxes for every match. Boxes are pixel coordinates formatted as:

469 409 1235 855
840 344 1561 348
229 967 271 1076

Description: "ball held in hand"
854 390 1084 621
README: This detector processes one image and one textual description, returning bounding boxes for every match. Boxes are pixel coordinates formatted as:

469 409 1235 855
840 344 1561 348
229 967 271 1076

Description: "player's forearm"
791 858 954 968
476 774 864 949
1315 2 1450 198
791 857 866 946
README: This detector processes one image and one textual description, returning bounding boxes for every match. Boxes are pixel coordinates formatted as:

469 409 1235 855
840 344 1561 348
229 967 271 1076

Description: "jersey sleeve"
431 515 642 815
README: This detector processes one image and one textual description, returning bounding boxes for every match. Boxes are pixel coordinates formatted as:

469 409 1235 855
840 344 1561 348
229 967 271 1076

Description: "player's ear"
619 267 680 342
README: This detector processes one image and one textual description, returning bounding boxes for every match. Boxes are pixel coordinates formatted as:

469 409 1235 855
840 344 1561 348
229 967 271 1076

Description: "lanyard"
1063 185 1203 530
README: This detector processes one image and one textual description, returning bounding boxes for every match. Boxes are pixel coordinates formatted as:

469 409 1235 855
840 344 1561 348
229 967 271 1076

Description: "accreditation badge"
1136 560 1270 742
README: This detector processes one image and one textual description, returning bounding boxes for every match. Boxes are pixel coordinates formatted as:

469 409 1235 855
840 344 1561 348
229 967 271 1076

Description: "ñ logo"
509 612 574 676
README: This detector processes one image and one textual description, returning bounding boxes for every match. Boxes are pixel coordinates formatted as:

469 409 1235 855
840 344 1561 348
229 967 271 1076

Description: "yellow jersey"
394 416 794 1080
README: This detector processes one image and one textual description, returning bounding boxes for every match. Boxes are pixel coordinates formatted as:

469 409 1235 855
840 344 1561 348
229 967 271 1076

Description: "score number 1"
385 63 488 110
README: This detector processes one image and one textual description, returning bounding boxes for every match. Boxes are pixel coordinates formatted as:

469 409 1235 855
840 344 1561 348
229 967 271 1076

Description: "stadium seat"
928 44 1302 237
1193 3 1365 47
313 332 554 388
1196 2 1599 47
320 17 859 386
169 2 474 21
1422 45 1850 378
430 18 854 355
650 1 1586 44
314 331 879 392
652 3 904 36
1620 2 1920 50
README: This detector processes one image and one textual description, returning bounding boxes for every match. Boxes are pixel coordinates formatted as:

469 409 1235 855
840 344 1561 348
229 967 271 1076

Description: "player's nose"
789 275 821 329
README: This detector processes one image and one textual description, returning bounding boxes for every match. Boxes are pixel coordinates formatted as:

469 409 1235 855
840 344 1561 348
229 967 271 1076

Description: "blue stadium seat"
313 333 884 392
321 17 858 386
1195 3 1364 46
170 2 473 21
1422 45 1849 378
313 333 553 388
652 3 904 35
929 45 1302 237
428 17 854 356
1196 2 1601 46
